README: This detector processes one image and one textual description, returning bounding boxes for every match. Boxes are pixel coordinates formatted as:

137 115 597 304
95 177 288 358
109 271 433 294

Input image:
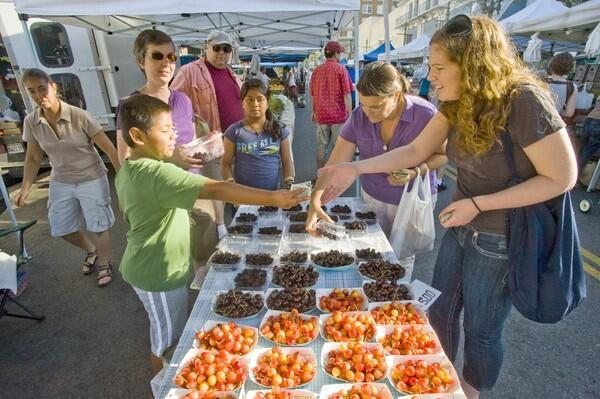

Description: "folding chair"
0 170 44 322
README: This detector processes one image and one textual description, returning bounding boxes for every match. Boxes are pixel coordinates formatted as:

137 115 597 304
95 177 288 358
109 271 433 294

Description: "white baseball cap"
207 30 233 46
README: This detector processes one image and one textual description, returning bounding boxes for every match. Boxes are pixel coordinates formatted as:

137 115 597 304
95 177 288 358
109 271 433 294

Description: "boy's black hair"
120 94 171 147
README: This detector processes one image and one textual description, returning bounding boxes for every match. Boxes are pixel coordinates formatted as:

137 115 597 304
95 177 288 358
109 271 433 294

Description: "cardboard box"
0 121 18 130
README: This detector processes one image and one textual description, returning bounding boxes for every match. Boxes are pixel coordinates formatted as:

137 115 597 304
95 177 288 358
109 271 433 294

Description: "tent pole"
354 10 360 109
384 0 391 64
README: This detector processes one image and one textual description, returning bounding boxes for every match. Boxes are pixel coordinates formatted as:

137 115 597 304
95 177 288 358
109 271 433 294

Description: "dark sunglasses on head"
443 14 472 37
212 44 233 54
150 51 178 62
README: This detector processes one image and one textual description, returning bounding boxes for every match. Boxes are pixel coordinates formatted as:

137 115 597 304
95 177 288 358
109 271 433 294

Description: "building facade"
337 0 477 58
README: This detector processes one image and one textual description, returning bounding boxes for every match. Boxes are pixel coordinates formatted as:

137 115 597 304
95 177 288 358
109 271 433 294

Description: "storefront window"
50 73 86 109
30 22 74 68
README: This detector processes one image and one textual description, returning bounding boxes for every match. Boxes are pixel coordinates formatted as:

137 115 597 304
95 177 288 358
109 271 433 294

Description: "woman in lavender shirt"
116 29 202 170
307 62 447 258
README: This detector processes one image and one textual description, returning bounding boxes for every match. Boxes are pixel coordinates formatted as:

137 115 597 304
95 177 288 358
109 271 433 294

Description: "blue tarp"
512 36 585 54
259 62 298 67
363 43 395 62
239 53 308 63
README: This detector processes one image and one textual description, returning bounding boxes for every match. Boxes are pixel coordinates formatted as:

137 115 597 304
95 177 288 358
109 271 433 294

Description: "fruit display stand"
156 198 462 398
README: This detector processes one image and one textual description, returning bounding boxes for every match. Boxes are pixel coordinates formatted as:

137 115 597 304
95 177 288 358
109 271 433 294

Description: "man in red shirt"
310 41 353 168
172 30 243 240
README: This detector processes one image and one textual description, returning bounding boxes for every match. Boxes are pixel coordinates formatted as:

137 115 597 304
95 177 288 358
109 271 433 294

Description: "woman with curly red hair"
316 15 577 398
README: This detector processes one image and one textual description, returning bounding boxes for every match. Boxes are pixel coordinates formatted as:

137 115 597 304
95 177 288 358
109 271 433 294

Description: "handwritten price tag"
410 279 442 310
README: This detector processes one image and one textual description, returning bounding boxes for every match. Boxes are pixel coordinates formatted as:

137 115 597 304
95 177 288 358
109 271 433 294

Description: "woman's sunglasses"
150 51 178 62
443 14 472 37
212 44 233 54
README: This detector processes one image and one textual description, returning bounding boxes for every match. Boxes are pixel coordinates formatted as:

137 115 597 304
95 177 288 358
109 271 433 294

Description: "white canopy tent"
14 0 357 16
585 22 600 57
7 0 362 108
509 0 600 42
378 35 430 62
12 0 359 50
499 0 568 34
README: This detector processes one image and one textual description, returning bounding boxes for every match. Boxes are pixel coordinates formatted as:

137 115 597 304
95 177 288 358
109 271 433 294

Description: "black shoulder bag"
502 132 586 323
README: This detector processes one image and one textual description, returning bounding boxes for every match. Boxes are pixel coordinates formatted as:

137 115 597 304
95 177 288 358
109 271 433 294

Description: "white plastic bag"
576 84 594 110
389 171 435 259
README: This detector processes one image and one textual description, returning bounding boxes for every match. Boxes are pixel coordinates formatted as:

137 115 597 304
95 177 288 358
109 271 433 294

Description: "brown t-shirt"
446 85 565 234
23 101 106 184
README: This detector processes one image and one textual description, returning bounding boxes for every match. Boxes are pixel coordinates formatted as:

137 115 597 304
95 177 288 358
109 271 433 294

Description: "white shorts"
133 285 189 357
48 175 115 237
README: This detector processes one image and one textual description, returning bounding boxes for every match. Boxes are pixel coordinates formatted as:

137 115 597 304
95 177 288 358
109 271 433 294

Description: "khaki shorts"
316 123 344 153
48 175 115 237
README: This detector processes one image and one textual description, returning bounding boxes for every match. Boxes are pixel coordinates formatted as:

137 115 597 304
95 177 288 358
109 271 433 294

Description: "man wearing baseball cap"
172 30 243 241
310 41 353 168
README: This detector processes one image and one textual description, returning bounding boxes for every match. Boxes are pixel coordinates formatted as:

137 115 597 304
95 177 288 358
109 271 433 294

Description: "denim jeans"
429 226 512 391
578 118 600 177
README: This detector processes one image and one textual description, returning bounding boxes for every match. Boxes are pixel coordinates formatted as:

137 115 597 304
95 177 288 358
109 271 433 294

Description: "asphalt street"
0 101 598 398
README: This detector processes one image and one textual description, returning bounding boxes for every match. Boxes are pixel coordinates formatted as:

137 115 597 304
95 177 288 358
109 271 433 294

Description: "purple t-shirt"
206 62 243 131
340 95 437 205
117 90 195 147
224 121 290 190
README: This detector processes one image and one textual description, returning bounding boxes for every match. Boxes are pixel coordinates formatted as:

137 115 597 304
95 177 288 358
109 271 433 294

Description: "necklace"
381 98 405 152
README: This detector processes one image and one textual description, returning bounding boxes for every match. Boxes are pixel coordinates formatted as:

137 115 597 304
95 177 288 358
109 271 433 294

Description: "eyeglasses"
212 44 233 54
443 14 472 37
150 51 178 62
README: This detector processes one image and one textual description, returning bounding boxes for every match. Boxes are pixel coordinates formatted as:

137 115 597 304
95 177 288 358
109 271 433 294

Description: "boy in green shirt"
116 94 305 371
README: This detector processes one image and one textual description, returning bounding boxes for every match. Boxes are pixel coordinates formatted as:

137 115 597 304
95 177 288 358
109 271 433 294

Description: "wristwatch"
284 176 295 189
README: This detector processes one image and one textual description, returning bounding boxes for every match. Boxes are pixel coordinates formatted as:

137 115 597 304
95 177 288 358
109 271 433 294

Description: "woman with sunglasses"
317 15 577 398
116 30 202 171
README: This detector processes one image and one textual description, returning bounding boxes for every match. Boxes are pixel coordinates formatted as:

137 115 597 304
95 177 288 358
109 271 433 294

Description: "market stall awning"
511 35 585 54
363 42 395 62
378 35 429 61
13 0 359 15
498 0 568 34
239 53 309 63
509 0 600 42
11 0 359 49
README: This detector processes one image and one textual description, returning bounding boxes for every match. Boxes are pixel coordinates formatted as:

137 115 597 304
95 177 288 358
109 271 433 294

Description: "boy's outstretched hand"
273 188 309 209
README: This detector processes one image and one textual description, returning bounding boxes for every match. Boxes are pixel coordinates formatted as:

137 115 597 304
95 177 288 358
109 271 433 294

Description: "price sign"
410 279 442 310
6 143 24 154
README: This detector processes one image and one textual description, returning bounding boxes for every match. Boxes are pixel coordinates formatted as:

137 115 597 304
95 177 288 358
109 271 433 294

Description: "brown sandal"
97 262 113 288
82 251 98 275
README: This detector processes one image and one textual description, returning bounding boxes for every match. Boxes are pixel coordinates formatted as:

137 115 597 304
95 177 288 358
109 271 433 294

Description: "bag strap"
500 132 518 239
566 81 575 102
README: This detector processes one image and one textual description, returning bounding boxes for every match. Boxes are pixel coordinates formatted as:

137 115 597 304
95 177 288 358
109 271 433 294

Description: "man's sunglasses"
150 51 178 62
443 14 472 37
212 44 233 54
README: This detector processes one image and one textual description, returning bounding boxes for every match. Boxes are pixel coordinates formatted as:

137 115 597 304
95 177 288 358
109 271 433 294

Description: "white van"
0 3 145 177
